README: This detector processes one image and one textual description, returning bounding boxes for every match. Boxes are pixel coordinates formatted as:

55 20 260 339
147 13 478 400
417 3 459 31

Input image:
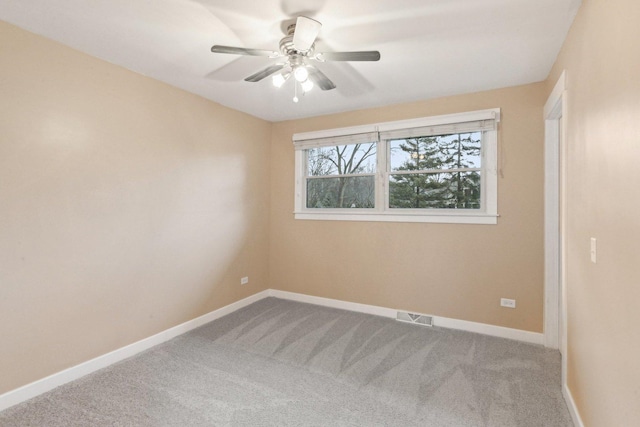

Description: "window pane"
389 132 481 172
307 176 375 208
389 171 481 209
307 143 376 176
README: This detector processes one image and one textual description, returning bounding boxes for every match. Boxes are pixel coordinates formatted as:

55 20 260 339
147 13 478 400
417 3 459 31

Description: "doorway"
544 71 567 384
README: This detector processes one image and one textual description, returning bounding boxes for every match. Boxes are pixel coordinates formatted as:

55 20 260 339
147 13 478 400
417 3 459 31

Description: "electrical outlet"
590 237 597 263
240 277 249 285
500 298 516 308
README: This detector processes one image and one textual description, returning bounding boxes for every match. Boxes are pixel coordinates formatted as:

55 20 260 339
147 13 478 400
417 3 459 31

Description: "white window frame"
293 108 500 224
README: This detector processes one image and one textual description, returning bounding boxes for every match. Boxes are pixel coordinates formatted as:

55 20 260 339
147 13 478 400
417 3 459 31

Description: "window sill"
294 211 498 224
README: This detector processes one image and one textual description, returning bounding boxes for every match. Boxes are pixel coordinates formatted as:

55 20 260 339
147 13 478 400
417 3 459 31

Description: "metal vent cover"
396 311 434 327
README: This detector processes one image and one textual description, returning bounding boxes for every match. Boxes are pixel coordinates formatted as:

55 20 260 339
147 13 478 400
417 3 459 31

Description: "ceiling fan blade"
211 45 279 57
317 51 381 62
292 16 322 52
244 64 286 82
307 66 336 91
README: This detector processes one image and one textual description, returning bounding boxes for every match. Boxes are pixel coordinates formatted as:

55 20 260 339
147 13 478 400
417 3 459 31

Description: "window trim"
293 108 500 224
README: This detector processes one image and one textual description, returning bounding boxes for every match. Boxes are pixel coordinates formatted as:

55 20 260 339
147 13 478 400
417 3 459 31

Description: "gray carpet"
0 297 573 426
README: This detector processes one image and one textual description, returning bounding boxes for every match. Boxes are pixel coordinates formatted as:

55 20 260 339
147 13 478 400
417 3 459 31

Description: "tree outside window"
388 132 482 209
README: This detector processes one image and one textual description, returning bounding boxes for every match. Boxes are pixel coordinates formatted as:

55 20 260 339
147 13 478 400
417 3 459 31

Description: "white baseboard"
268 289 544 345
0 288 544 412
563 383 585 427
0 290 270 412
434 315 543 345
268 289 397 318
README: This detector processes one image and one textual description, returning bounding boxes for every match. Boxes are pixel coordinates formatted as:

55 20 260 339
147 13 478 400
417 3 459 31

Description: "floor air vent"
396 311 434 327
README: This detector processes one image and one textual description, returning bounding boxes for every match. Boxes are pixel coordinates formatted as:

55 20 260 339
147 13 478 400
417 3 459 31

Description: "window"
294 109 500 224
306 142 377 208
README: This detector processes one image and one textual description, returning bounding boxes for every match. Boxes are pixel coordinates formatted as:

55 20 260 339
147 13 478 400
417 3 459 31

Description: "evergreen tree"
389 132 481 209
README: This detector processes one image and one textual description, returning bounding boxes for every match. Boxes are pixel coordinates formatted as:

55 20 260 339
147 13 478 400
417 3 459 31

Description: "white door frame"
543 71 567 376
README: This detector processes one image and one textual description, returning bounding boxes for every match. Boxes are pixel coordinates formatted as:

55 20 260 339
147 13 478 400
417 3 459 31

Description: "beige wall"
545 0 640 425
0 21 271 394
270 83 547 333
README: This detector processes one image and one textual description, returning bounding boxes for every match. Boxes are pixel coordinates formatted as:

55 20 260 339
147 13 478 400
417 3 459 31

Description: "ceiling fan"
210 16 380 101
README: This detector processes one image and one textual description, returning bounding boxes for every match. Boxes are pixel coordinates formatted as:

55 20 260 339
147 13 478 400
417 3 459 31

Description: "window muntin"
293 109 499 224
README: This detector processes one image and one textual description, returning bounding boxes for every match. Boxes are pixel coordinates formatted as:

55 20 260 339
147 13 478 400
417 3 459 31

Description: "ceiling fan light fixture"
293 66 309 82
272 72 290 88
301 79 314 92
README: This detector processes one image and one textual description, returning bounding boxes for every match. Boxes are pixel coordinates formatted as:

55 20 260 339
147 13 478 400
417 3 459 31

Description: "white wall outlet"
500 298 516 308
240 277 249 285
590 237 597 263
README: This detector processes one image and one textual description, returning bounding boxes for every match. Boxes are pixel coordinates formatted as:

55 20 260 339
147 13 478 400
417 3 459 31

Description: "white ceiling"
0 0 581 122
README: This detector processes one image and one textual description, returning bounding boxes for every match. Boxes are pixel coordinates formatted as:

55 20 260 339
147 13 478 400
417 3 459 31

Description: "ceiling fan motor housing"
279 24 314 57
